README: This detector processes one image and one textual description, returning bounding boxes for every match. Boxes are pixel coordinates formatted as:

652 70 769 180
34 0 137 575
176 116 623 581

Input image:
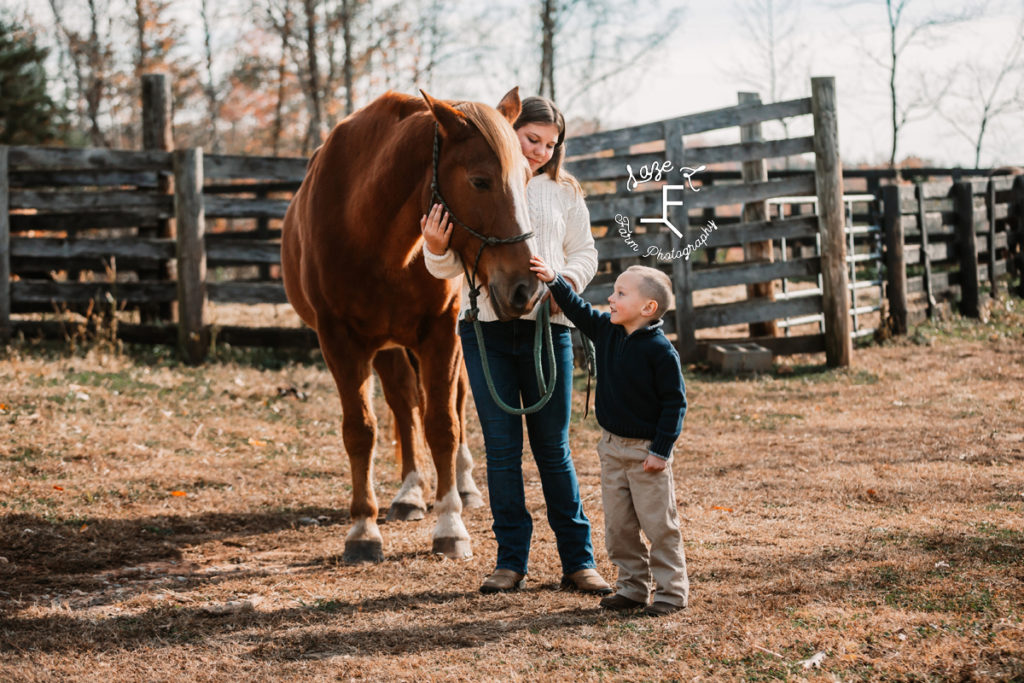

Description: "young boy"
529 255 689 617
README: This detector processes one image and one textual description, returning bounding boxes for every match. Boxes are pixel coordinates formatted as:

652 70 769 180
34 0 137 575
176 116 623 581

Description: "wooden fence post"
985 179 998 297
665 119 697 362
811 76 851 367
953 181 980 317
739 91 776 338
1015 176 1024 298
174 148 207 364
882 184 907 335
142 73 175 322
0 146 10 344
915 183 935 318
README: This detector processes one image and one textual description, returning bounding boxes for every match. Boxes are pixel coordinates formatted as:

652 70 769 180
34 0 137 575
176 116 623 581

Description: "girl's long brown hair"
514 96 583 195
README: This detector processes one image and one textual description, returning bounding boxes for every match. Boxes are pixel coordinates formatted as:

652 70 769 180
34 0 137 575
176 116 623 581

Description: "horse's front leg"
415 322 472 559
320 328 384 564
374 348 431 521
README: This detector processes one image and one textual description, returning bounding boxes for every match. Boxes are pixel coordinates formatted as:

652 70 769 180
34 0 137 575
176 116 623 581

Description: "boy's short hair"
626 266 674 320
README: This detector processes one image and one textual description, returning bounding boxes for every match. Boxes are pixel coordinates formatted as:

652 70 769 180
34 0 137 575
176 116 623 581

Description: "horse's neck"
377 119 435 262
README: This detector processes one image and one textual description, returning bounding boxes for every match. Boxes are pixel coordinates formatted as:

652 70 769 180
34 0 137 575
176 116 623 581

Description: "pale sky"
10 0 1022 167
601 0 1024 167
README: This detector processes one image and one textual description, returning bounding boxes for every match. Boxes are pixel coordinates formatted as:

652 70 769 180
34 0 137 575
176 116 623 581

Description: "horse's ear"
495 87 521 124
420 89 470 140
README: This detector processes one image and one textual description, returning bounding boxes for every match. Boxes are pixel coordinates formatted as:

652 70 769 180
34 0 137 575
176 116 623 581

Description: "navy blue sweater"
548 274 686 458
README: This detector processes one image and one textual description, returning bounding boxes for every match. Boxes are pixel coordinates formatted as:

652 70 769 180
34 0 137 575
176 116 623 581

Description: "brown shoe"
479 569 526 594
559 568 613 595
643 601 683 617
599 593 646 611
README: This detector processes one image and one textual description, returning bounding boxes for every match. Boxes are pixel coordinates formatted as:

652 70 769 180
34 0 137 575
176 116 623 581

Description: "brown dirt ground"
1 297 1023 682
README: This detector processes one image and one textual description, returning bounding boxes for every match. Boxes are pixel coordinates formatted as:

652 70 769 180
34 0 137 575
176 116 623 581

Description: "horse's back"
282 91 436 333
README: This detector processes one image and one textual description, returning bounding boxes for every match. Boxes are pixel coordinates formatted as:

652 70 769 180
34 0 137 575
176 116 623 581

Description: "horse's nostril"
511 281 533 309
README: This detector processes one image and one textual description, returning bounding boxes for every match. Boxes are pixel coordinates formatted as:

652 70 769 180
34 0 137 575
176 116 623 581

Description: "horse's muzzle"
490 279 541 320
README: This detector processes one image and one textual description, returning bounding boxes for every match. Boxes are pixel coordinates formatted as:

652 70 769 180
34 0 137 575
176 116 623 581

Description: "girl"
420 96 610 596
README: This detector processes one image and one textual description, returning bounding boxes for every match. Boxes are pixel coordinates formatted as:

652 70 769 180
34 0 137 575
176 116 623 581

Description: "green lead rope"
470 298 558 416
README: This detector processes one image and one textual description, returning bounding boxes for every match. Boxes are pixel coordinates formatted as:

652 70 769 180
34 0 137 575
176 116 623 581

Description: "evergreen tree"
0 18 64 144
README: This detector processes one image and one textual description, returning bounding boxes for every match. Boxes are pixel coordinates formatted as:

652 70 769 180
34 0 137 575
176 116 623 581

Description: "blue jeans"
459 319 596 576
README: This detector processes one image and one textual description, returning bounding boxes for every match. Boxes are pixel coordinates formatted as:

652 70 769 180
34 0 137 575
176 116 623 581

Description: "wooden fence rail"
2 76 1022 364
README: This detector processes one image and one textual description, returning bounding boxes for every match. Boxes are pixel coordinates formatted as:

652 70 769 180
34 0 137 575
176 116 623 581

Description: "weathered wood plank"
694 293 823 329
565 97 813 157
685 136 815 166
203 154 308 182
10 211 158 232
686 174 816 210
899 197 954 214
10 280 177 304
9 170 161 188
9 190 173 215
12 319 177 344
903 239 956 265
709 214 819 246
213 325 318 349
693 257 820 291
174 148 208 364
696 332 825 358
739 91 776 338
206 240 282 265
0 146 10 342
9 237 175 261
917 185 935 317
208 282 289 304
667 119 697 361
7 146 171 172
953 181 979 316
907 270 958 295
811 77 851 367
882 185 907 335
566 152 663 184
204 195 291 219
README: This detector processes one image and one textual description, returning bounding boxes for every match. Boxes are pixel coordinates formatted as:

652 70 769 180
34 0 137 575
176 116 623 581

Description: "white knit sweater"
423 173 598 327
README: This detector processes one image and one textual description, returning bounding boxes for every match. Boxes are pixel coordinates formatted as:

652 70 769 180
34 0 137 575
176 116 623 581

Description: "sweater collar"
626 317 664 338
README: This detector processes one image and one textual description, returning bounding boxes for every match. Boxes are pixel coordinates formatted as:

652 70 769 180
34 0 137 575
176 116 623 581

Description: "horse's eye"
469 177 491 191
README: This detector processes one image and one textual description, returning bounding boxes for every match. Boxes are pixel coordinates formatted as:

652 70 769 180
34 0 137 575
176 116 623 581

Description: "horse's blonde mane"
455 102 525 184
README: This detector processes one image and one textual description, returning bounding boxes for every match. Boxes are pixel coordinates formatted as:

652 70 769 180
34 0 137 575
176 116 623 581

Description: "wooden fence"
2 75 1022 365
882 175 1022 333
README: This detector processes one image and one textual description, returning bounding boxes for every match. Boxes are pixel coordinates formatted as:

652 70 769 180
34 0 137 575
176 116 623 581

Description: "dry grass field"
2 297 1023 682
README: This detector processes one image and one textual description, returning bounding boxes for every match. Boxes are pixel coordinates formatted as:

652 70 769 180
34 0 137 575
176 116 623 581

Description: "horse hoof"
342 539 384 564
432 537 472 559
459 491 485 509
387 502 426 521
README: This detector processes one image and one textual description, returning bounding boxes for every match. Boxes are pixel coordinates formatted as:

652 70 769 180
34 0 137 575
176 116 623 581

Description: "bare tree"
729 0 807 164
200 0 222 152
533 0 684 117
941 10 1024 167
846 0 983 169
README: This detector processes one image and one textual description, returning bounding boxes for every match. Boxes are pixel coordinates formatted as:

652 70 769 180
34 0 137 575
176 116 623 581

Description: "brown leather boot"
559 568 613 595
479 569 526 594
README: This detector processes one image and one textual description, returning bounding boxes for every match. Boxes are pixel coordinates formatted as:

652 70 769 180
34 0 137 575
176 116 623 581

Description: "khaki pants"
597 430 689 607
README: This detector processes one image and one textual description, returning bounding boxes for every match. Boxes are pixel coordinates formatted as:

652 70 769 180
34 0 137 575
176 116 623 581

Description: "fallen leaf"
248 438 267 447
711 506 733 512
866 489 878 497
798 651 826 669
0 403 9 411
79 524 88 532
53 485 64 491
170 490 187 497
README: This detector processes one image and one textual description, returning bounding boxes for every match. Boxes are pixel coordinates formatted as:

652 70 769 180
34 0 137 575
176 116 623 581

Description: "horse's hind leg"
320 330 384 564
374 348 431 521
455 356 484 509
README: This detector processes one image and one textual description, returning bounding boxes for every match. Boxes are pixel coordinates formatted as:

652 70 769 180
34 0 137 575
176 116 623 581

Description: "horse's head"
421 88 540 320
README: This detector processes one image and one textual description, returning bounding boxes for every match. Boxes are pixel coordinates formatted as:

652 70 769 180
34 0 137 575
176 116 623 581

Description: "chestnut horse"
282 88 539 562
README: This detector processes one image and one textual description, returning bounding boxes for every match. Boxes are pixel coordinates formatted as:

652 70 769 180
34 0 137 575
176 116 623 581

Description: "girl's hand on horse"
420 203 452 255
